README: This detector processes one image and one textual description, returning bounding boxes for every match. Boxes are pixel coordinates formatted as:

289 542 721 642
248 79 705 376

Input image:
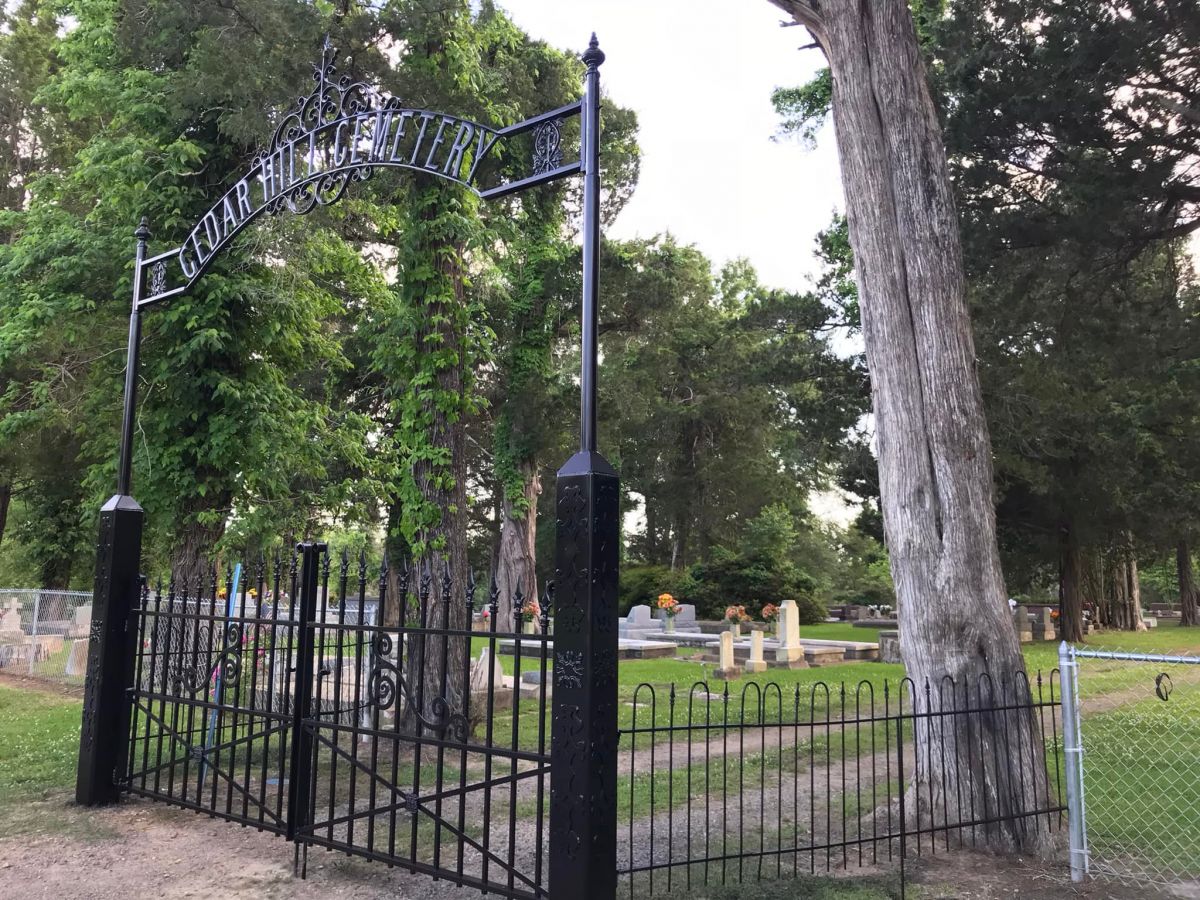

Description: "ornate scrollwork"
170 621 243 695
532 118 564 175
269 36 384 156
366 632 470 741
148 261 167 297
555 650 584 690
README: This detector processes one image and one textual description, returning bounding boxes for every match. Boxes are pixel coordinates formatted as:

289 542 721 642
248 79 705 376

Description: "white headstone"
774 599 806 668
65 639 89 677
626 605 652 627
716 630 739 680
1013 605 1032 642
469 648 505 693
746 629 767 673
0 599 22 638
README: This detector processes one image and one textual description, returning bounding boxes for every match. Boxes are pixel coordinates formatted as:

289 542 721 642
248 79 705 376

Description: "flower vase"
728 622 740 638
664 616 676 634
523 620 536 635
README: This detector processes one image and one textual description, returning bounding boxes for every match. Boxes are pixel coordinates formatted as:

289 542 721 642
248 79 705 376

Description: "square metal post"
549 450 619 899
75 493 144 805
287 541 324 842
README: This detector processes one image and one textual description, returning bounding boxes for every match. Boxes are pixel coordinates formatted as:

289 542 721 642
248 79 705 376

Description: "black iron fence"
123 543 555 899
617 672 1065 896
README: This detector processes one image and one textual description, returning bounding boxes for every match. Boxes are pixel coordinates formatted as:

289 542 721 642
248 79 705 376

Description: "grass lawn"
4 627 1198 868
0 682 80 803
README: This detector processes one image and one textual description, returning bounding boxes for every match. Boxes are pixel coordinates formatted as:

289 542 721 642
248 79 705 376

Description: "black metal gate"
124 553 303 833
83 32 617 900
124 542 555 898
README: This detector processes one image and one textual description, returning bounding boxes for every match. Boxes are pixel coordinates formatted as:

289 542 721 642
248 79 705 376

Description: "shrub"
618 564 695 615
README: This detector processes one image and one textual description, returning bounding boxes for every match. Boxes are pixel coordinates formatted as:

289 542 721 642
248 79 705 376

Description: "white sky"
500 0 844 291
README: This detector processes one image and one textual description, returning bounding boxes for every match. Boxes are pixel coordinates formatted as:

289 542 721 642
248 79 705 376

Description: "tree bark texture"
1122 535 1147 632
495 459 541 631
1058 524 1085 643
170 494 229 590
0 481 9 550
1178 541 1198 627
400 240 471 737
770 0 1048 852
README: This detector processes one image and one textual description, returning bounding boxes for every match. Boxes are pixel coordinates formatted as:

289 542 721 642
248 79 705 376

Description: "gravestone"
774 598 807 669
1039 608 1055 641
745 630 767 674
65 639 89 677
69 603 93 638
469 647 505 693
0 599 22 639
715 631 739 680
627 605 651 627
877 630 902 664
1013 605 1032 643
674 604 700 633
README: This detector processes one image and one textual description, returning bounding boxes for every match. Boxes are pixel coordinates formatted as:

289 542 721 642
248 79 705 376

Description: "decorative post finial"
135 217 150 243
582 32 605 68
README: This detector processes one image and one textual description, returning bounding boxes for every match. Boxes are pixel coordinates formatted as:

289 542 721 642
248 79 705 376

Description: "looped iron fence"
617 670 1065 895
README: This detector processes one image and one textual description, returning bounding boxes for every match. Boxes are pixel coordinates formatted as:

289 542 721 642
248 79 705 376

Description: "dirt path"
0 794 1160 900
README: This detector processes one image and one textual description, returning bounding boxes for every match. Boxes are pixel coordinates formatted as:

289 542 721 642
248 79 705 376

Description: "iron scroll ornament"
367 632 471 742
137 39 584 307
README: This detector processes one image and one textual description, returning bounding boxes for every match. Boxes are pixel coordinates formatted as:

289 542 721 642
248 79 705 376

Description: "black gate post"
287 541 324 842
76 219 150 806
549 35 619 900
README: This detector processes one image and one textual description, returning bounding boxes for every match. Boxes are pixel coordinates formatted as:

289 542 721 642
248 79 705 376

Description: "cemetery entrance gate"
77 35 617 900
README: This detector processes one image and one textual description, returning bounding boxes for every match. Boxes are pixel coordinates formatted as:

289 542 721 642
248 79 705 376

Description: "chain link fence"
1062 645 1200 891
0 588 94 686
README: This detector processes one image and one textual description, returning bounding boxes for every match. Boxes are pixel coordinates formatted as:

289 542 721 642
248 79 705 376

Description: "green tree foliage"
773 0 1200 633
688 504 827 624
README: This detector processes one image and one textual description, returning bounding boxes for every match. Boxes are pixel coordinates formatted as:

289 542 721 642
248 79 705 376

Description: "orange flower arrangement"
761 603 780 622
724 604 751 624
520 598 541 623
656 592 680 617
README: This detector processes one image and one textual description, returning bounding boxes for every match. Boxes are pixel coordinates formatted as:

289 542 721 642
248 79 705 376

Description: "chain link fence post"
1059 641 1089 882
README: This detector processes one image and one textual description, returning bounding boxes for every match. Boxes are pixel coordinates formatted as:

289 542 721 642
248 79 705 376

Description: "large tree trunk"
770 0 1048 852
1058 523 1085 643
170 496 228 590
399 233 471 737
1083 549 1105 630
0 481 10 549
495 459 540 631
1122 534 1147 632
1178 540 1199 627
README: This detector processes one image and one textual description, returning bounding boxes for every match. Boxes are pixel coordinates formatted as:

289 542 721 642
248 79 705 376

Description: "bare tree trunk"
770 0 1048 852
1123 534 1147 632
0 481 10 549
1178 541 1198 627
496 459 541 630
1058 523 1085 643
170 497 228 590
1104 554 1123 628
1083 549 1104 630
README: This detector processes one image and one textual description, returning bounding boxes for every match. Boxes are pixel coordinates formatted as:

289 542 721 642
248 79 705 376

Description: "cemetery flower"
761 603 779 622
656 593 680 617
724 604 751 624
520 598 541 623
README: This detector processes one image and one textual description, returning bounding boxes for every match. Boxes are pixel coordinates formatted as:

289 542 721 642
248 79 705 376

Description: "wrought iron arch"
82 31 617 900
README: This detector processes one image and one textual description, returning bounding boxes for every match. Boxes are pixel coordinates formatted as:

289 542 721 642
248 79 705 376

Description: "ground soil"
0 794 1185 900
